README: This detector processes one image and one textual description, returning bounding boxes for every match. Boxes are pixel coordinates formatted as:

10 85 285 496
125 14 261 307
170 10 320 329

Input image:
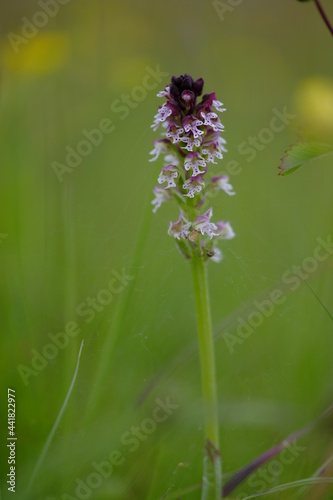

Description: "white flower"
151 186 171 213
212 100 226 113
200 111 224 132
157 164 179 189
184 152 206 177
180 135 202 151
183 176 205 198
166 123 184 143
215 221 235 240
202 136 227 163
210 175 235 196
151 103 173 130
149 139 172 162
168 211 191 240
182 115 204 139
157 85 171 99
164 153 180 166
210 247 223 263
193 208 218 239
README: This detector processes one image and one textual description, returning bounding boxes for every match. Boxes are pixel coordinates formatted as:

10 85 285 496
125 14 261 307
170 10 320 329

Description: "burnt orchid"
150 74 236 499
150 73 235 264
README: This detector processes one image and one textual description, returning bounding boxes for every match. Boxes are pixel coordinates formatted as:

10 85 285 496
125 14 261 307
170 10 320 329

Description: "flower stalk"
192 254 219 446
192 254 222 499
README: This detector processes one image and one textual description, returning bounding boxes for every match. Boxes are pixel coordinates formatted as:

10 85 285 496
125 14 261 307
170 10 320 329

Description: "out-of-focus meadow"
1 1 333 498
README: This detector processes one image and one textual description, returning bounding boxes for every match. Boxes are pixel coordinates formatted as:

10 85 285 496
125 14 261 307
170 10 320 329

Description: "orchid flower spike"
150 73 235 263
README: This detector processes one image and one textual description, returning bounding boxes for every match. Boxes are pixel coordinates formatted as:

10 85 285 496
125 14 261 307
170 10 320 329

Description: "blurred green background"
1 1 333 498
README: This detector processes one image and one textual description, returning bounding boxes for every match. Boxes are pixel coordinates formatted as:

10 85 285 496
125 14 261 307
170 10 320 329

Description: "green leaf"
278 141 333 176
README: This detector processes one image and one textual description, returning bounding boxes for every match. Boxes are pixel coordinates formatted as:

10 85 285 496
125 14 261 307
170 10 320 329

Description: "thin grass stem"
314 0 333 37
27 340 84 494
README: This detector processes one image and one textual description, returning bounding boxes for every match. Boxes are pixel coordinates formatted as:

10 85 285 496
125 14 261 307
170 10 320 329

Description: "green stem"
191 255 222 499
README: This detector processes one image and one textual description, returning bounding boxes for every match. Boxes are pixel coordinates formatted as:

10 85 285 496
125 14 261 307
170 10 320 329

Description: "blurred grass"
1 0 333 498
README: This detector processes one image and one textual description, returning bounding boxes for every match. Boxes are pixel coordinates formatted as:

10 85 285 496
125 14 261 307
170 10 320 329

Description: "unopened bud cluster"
150 74 235 263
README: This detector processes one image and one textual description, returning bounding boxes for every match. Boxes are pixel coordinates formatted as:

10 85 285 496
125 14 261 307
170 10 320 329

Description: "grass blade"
27 340 84 492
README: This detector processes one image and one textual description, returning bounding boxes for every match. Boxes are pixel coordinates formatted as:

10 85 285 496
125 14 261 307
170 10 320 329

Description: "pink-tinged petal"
157 85 171 98
157 164 179 189
183 176 205 198
196 92 225 116
202 136 227 163
151 186 171 213
168 211 191 240
164 153 180 166
200 111 224 132
149 139 172 162
151 102 173 130
182 115 204 139
197 92 216 110
193 208 218 239
166 123 184 143
212 99 226 113
184 152 207 177
194 206 213 223
215 221 235 239
180 136 202 151
181 90 195 108
210 175 235 196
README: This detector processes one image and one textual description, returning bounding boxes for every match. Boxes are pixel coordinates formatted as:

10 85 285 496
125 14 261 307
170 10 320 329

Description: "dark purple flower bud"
193 77 204 96
170 74 205 114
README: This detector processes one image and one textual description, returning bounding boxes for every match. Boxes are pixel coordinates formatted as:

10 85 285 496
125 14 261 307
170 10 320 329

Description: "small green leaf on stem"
278 141 333 176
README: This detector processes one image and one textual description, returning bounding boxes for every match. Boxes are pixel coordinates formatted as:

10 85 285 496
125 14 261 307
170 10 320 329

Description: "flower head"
150 73 236 263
